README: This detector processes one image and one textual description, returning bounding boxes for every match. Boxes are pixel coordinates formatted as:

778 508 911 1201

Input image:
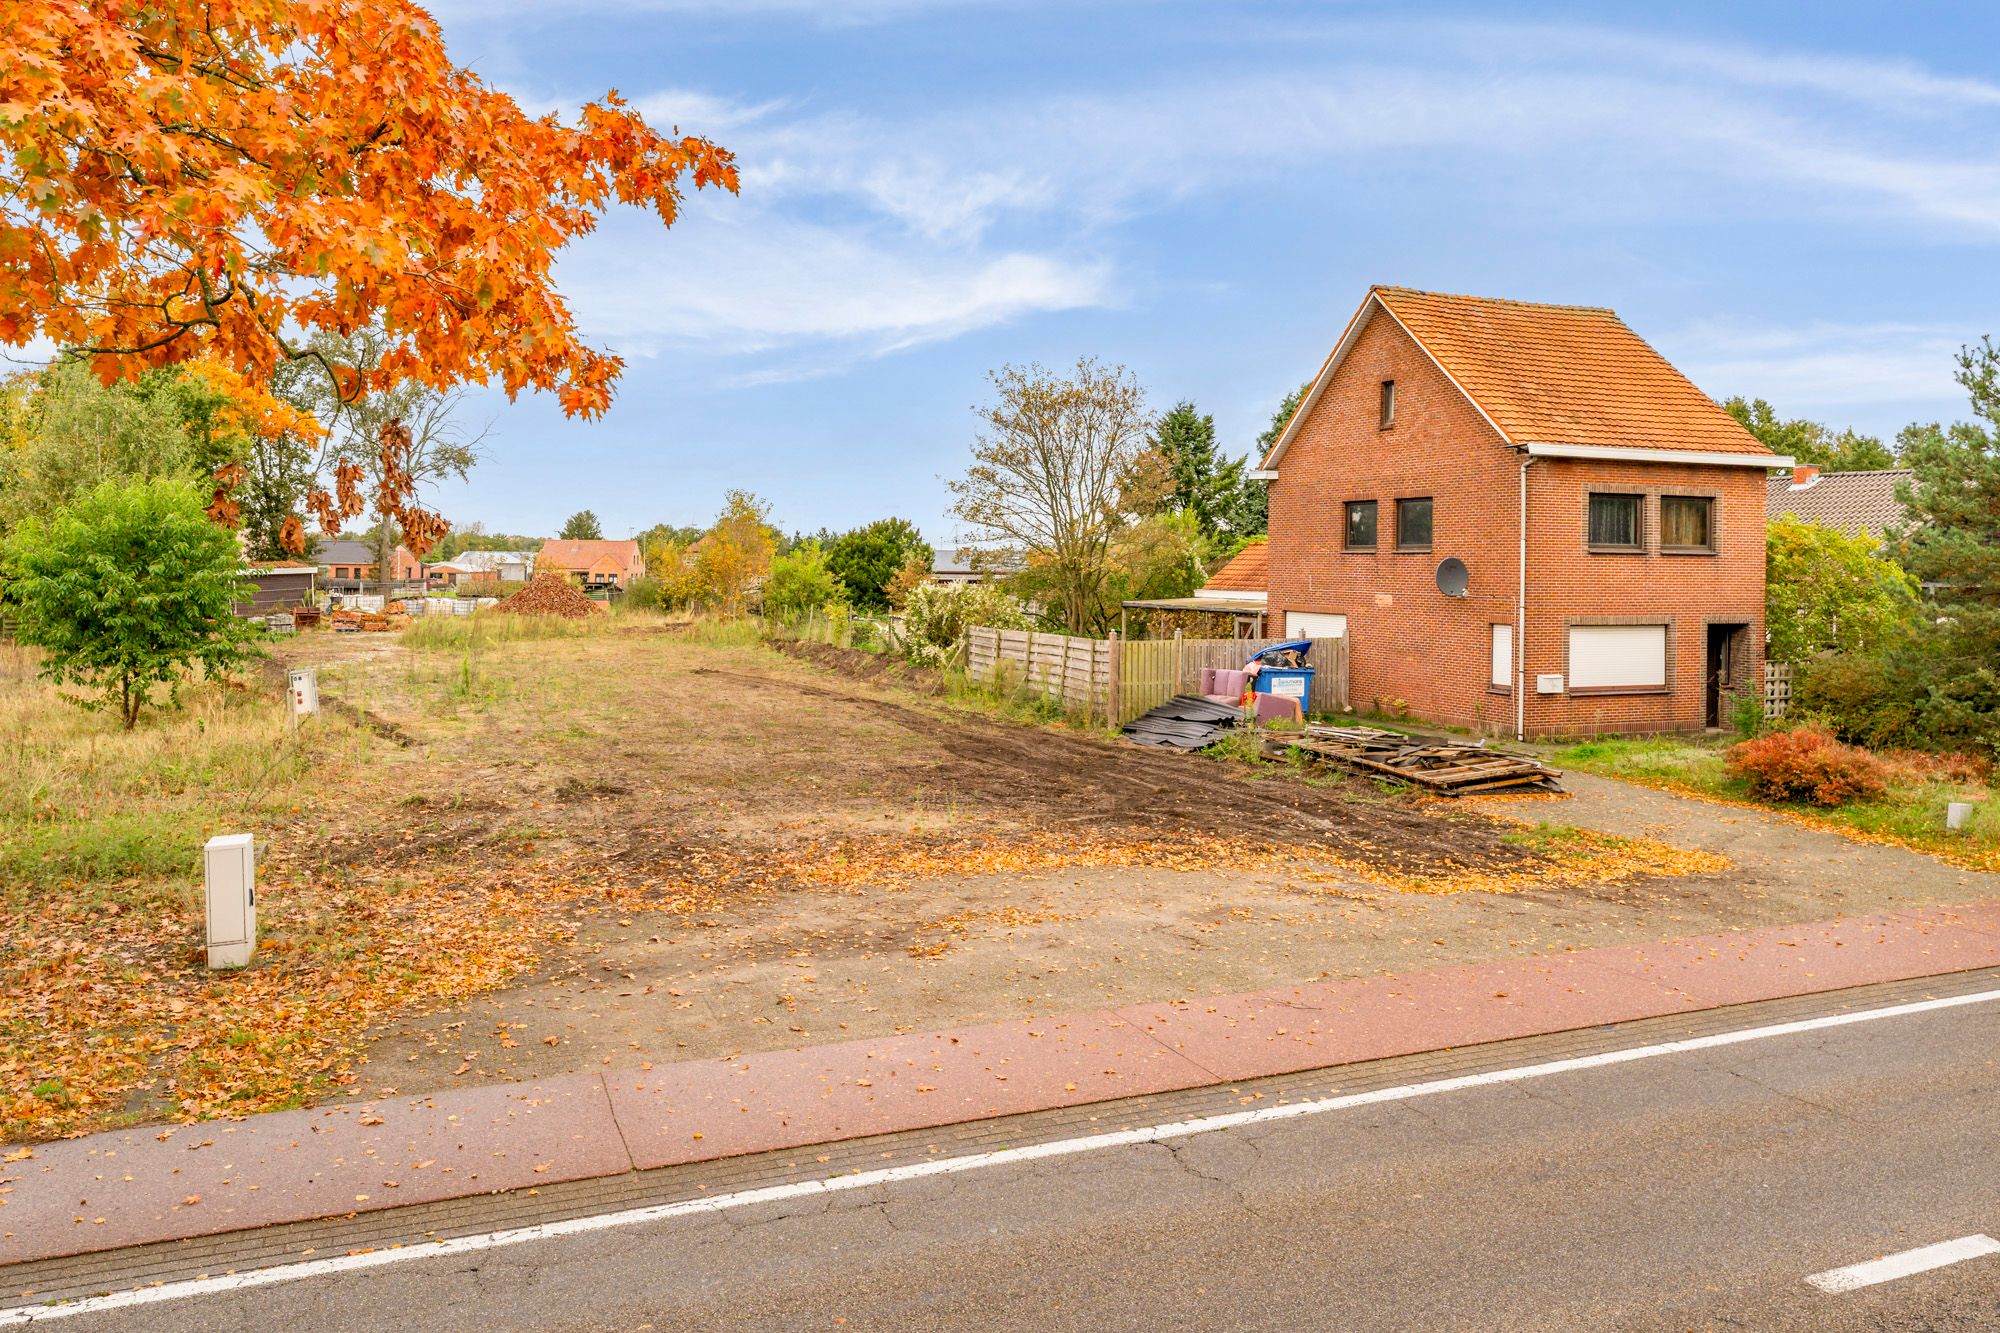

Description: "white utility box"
1536 674 1565 695
287 667 319 722
204 833 258 970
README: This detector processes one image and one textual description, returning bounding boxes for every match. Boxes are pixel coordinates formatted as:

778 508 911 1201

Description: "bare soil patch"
26 616 1966 1138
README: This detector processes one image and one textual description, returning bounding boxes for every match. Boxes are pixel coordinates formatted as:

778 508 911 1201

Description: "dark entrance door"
1705 624 1746 728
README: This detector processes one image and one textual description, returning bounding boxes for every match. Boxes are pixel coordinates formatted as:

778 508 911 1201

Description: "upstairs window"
1661 495 1716 552
1395 496 1433 550
1344 500 1378 550
1379 379 1397 429
1587 493 1642 550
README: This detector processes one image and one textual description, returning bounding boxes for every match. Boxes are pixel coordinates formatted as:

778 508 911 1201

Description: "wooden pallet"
1272 725 1563 795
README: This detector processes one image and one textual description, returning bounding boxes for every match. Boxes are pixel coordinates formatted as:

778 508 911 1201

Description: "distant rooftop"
1768 468 1911 539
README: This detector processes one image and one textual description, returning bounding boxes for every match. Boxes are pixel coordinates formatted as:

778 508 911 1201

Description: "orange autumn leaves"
1 2 738 418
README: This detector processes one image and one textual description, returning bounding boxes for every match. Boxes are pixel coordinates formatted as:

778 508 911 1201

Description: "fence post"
1106 630 1120 726
1172 628 1184 699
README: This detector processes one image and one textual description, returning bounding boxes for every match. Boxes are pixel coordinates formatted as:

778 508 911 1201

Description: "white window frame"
1490 623 1513 691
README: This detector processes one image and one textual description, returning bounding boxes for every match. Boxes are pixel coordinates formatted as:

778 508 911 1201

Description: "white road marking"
1806 1235 2000 1294
6 984 1999 1325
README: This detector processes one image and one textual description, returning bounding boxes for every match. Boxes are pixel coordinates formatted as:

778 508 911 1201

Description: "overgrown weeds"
0 641 364 906
1553 734 2000 869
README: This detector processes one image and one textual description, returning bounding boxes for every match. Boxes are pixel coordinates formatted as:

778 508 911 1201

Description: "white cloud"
559 211 1111 361
496 19 2000 381
706 22 2000 242
628 88 789 133
1665 320 1972 412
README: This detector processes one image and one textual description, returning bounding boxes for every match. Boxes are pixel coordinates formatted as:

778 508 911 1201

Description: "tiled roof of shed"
1767 469 1911 539
1373 287 1772 455
1202 539 1268 593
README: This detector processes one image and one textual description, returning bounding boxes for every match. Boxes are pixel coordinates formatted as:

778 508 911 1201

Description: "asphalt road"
29 994 2000 1331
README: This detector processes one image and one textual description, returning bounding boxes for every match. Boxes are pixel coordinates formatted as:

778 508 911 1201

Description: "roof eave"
1522 442 1791 469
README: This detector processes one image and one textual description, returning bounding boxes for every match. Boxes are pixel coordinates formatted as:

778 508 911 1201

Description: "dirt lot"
255 623 1992 1104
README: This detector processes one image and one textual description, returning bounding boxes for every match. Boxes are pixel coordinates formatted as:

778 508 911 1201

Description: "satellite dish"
1436 557 1469 598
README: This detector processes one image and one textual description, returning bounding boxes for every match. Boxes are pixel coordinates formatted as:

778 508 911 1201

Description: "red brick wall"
1520 458 1765 737
1266 307 1766 738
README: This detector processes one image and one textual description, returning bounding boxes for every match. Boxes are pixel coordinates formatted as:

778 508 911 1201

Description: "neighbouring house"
1120 537 1271 639
314 539 423 590
534 538 645 590
929 547 1022 585
1767 465 1911 540
426 550 534 588
234 564 317 616
1257 286 1788 738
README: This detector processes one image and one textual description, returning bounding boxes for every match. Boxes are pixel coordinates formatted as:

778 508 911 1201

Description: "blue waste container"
1253 666 1314 707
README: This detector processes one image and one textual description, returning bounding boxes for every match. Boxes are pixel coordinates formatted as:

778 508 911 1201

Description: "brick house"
1255 287 1789 739
314 539 424 590
534 538 645 590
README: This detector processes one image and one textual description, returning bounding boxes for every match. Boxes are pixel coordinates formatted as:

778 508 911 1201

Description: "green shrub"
1794 651 1918 749
1728 682 1767 738
1 477 256 729
623 575 666 611
763 539 844 620
1725 725 1888 806
900 581 1029 667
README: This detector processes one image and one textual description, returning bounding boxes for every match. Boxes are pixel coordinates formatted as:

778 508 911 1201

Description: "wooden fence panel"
968 626 1350 724
968 625 1113 719
1110 634 1350 723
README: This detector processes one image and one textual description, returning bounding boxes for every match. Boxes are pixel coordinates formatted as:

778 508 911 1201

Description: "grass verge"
1553 735 2000 870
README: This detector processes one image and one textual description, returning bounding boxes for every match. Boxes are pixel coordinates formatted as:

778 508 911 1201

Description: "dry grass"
0 643 371 904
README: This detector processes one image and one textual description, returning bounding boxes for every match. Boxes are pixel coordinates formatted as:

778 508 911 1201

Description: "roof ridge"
1373 285 1618 316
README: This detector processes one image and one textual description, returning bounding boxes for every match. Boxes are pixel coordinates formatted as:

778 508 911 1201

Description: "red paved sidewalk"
6 900 1999 1268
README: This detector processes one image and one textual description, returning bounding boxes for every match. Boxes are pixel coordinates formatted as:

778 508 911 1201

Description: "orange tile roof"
537 539 642 572
1371 287 1771 455
1202 538 1268 593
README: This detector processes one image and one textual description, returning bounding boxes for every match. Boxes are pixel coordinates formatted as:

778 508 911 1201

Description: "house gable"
1262 287 1783 472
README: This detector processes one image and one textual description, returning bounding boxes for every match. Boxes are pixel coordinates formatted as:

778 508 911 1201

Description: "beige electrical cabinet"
204 833 257 970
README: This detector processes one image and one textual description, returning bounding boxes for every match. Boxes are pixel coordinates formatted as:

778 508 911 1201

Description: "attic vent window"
1379 379 1397 429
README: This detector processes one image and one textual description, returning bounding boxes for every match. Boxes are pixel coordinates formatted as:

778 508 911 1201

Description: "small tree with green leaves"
826 518 931 612
1765 515 1919 664
559 510 604 541
762 538 846 620
1151 401 1258 538
3 478 256 729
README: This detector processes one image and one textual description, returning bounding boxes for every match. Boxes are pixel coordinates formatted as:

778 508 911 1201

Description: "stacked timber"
1271 725 1563 795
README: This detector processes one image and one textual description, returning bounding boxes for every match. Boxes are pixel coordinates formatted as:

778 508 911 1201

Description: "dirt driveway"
254 625 1992 1104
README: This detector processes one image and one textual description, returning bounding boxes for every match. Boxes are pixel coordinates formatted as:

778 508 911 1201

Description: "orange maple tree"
1 1 738 419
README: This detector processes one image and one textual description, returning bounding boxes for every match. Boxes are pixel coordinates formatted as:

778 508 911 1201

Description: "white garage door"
1567 624 1667 690
1285 612 1347 639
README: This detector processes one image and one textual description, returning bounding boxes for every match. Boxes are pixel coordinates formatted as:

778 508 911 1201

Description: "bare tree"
948 358 1161 634
279 327 488 593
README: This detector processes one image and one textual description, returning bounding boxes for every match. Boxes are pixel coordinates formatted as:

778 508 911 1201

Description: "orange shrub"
1726 726 1889 807
1879 749 1994 786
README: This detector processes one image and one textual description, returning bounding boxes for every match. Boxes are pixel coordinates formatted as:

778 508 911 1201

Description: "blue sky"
418 0 2000 545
